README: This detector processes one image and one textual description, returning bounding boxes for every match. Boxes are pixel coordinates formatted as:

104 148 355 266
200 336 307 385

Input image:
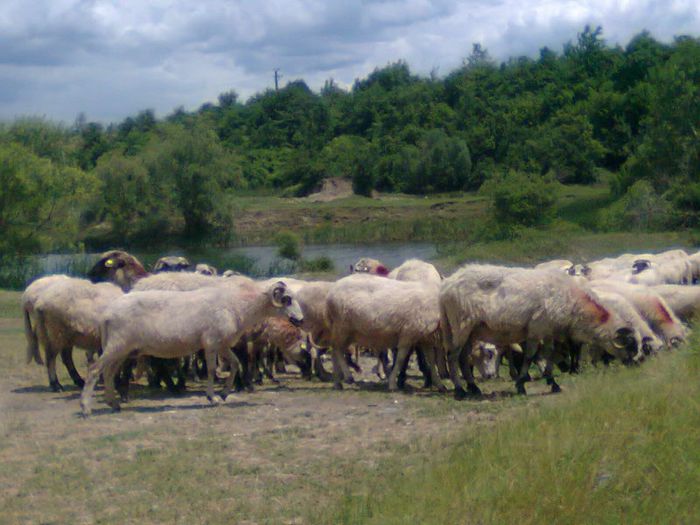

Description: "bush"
275 230 302 260
486 171 557 227
600 180 672 231
300 256 334 273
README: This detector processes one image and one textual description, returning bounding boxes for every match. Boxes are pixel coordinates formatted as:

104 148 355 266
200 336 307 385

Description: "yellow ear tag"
105 258 115 268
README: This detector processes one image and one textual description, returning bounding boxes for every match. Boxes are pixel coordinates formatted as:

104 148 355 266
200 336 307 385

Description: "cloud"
0 0 698 123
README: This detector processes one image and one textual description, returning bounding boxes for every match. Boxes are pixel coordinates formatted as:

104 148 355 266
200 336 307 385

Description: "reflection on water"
38 242 438 278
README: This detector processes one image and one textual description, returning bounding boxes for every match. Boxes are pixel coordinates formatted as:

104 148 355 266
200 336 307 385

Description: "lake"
37 242 439 278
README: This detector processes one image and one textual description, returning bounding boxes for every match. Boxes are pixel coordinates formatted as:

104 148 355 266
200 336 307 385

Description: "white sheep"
33 278 123 391
325 273 445 392
21 274 72 366
589 280 688 347
650 284 700 323
80 280 303 415
439 265 639 398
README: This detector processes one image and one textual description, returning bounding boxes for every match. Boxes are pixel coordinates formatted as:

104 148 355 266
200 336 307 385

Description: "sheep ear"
271 282 286 307
376 265 389 276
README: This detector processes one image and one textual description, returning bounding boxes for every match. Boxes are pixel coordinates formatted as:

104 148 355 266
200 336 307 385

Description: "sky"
1 0 699 125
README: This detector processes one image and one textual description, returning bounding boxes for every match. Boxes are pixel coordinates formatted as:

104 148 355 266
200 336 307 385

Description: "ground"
0 290 556 524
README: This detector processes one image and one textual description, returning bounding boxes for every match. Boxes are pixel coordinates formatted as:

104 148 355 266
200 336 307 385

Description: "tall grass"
321 345 700 524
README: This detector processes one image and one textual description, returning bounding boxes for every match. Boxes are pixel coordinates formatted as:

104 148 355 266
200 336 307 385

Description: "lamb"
33 278 124 391
247 317 312 384
80 280 303 415
325 273 445 392
439 265 639 398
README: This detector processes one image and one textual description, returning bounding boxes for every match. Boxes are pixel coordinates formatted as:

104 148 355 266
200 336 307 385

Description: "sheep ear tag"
104 258 115 268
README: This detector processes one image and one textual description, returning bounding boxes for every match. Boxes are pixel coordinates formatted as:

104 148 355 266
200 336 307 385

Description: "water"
36 242 438 278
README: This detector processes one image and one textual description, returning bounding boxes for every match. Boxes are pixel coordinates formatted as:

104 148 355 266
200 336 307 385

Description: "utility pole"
274 68 283 91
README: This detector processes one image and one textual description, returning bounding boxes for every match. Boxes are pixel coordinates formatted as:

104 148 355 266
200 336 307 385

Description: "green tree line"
1 26 699 253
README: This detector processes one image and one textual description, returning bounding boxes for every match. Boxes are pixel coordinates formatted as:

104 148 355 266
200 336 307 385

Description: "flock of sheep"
20 247 700 416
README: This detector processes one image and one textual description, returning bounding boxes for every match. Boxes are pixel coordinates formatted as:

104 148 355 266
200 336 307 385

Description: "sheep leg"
422 347 447 392
204 348 223 404
331 345 355 390
60 346 85 389
312 348 333 382
435 344 449 380
448 332 481 400
102 357 124 412
45 345 63 392
262 345 279 383
415 347 431 388
388 346 411 391
542 358 561 393
217 347 239 401
80 359 105 416
515 340 538 395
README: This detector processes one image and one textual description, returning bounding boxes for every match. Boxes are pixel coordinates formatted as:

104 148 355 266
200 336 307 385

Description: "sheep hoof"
74 379 85 389
344 376 355 385
109 403 121 413
454 386 468 400
333 383 343 391
207 394 224 405
516 382 527 395
467 384 482 397
50 381 64 393
436 384 448 394
551 384 562 394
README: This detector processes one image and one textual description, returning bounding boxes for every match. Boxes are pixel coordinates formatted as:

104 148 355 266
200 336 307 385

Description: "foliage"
3 28 700 252
275 230 302 260
485 170 557 229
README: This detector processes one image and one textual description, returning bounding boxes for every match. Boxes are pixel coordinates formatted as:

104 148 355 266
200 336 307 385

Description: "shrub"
487 171 557 227
275 230 302 260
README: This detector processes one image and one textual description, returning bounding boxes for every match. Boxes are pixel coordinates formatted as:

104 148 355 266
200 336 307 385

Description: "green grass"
321 343 700 524
440 228 698 268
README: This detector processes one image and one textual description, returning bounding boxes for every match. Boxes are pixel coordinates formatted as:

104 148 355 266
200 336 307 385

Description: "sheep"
195 263 218 276
388 258 442 284
589 280 688 347
534 259 576 275
582 249 692 284
152 255 192 273
591 288 665 357
325 273 445 392
350 257 390 276
259 277 338 381
650 284 700 323
33 278 123 391
247 317 312 384
439 265 639 398
80 280 303 415
132 271 253 292
87 250 149 291
21 274 72 367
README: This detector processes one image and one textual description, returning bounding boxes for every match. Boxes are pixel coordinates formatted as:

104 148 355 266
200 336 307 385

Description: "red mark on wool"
655 300 674 324
583 293 610 324
376 265 389 276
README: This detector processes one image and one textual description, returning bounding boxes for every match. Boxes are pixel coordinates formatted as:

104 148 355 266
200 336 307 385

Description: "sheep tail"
24 307 43 365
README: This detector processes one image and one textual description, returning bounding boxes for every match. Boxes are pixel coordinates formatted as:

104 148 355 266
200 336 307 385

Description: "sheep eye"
282 296 292 306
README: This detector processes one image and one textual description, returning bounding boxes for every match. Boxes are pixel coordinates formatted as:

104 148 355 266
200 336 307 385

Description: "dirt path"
0 314 525 524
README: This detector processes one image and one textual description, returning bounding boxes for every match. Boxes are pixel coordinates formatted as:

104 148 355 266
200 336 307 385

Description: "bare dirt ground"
0 291 547 524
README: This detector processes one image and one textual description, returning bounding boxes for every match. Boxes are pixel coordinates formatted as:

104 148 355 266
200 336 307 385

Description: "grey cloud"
0 0 698 123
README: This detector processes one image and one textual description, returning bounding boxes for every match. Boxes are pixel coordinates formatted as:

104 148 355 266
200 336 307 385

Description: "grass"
320 344 700 525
